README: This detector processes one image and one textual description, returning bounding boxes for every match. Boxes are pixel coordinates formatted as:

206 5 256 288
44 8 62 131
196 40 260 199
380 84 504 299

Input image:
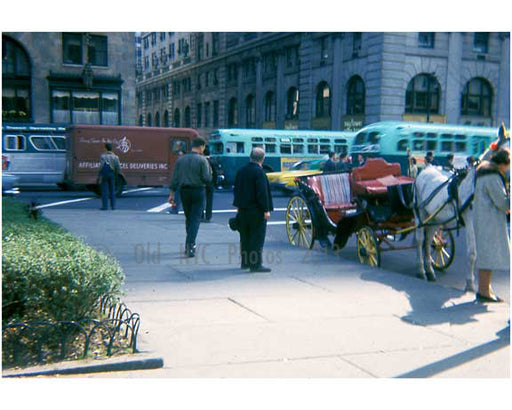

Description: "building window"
169 43 175 59
473 32 489 53
197 103 202 127
164 110 169 127
227 63 238 83
315 82 331 118
197 33 204 61
213 100 219 127
139 114 143 126
185 106 191 127
212 33 219 56
264 91 276 122
346 75 365 115
243 58 256 79
72 91 100 124
264 52 276 74
143 37 149 49
2 36 31 122
461 77 493 117
151 33 156 46
418 32 435 48
155 111 160 127
204 102 210 127
228 98 238 127
144 56 149 70
88 35 108 67
147 113 152 126
285 45 299 68
101 92 119 125
405 73 440 115
320 37 329 64
160 32 166 42
63 33 83 65
352 33 362 57
246 94 255 128
286 87 299 120
173 108 180 127
213 68 218 85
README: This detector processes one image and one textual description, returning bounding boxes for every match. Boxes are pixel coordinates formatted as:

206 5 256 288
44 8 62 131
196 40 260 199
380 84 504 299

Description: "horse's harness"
413 168 472 233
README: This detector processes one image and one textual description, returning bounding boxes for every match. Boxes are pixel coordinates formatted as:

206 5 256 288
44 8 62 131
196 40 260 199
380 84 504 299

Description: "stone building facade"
2 32 137 125
136 32 510 137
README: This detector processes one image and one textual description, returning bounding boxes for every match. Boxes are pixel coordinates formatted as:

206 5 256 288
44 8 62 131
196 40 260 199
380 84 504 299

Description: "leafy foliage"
2 198 125 326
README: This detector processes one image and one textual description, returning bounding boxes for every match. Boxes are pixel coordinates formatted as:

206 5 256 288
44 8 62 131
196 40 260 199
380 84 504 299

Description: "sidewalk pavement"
9 209 509 378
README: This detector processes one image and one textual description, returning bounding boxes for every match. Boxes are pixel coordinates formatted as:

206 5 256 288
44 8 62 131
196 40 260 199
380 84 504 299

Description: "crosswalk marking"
147 204 288 213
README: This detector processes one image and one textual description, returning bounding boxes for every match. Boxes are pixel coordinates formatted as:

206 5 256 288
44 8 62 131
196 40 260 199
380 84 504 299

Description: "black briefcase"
228 215 240 231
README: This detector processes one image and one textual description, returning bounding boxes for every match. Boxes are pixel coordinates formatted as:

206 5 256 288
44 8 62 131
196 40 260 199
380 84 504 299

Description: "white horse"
414 124 509 291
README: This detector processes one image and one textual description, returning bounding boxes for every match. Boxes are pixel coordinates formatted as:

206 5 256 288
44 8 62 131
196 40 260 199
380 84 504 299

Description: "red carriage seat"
351 158 413 197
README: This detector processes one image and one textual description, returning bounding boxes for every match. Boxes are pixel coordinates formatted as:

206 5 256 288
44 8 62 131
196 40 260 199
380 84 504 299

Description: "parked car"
2 155 20 195
266 159 326 193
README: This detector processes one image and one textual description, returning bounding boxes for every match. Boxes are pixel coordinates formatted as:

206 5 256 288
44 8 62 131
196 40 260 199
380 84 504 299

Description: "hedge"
2 198 125 326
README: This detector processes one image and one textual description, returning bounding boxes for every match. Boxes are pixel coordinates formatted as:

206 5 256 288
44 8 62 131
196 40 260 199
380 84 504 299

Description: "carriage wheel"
430 228 455 271
356 226 380 267
286 196 315 249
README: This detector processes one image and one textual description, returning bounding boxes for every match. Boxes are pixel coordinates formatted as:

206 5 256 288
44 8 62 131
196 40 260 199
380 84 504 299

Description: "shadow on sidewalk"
395 324 510 378
360 270 491 326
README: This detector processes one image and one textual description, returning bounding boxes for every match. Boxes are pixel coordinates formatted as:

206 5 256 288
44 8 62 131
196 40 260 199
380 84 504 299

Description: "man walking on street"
168 137 212 257
233 147 274 272
98 142 121 210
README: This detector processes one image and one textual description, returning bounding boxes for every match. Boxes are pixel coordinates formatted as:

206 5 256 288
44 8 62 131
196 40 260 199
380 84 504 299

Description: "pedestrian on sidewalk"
233 147 274 273
201 146 217 222
98 142 121 210
168 137 212 257
474 148 510 303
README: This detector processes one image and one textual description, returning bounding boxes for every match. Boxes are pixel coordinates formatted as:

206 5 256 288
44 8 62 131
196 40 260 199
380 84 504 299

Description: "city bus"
349 121 503 173
209 128 356 186
2 123 68 187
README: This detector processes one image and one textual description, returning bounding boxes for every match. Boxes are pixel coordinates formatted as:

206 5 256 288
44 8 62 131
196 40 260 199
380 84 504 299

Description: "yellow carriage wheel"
356 226 380 267
286 196 315 249
430 228 455 271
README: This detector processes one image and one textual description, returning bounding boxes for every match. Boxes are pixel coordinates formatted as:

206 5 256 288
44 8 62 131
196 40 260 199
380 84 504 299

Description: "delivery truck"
65 125 199 195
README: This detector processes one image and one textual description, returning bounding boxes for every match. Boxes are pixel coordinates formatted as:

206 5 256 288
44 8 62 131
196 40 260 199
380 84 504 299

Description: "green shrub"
2 198 125 326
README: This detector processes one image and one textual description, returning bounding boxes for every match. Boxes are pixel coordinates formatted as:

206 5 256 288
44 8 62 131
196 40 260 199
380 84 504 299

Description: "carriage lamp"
490 142 498 150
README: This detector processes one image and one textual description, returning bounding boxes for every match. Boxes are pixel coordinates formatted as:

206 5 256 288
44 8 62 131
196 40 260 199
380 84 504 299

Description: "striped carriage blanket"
318 173 352 206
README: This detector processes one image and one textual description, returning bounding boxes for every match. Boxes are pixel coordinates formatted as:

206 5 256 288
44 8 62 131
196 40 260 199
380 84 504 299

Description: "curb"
2 352 164 378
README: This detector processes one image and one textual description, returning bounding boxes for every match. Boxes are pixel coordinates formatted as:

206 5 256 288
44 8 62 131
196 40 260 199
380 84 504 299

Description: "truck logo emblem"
117 137 132 154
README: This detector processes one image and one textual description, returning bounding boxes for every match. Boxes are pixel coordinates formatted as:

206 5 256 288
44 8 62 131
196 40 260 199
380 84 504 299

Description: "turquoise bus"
209 128 356 186
349 121 502 174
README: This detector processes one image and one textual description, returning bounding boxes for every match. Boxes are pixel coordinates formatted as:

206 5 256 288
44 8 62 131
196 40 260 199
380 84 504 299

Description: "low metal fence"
2 297 140 369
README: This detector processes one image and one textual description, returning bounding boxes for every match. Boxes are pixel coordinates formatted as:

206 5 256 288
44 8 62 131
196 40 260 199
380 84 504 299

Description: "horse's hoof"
426 272 437 282
416 273 427 280
465 280 476 293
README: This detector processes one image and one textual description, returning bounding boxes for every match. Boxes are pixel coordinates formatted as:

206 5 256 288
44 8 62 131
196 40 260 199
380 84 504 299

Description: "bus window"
413 139 425 151
455 142 466 152
355 132 367 145
397 139 409 151
441 133 453 140
334 144 347 154
265 143 276 153
281 144 292 154
211 142 223 154
226 141 245 154
251 137 263 142
320 138 330 143
426 140 437 151
368 132 380 144
293 138 304 143
319 144 330 154
30 136 56 151
307 138 318 143
5 135 26 151
335 139 347 144
252 143 263 149
308 144 318 154
171 139 187 154
441 141 453 152
236 142 244 153
293 144 304 154
455 134 466 140
426 132 437 139
265 137 276 142
413 132 425 139
51 136 67 151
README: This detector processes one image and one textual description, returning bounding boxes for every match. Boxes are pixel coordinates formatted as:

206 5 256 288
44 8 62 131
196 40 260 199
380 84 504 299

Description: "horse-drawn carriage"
285 158 455 270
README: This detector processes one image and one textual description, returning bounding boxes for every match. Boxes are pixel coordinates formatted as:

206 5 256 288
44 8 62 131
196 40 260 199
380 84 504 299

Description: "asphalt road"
13 184 510 302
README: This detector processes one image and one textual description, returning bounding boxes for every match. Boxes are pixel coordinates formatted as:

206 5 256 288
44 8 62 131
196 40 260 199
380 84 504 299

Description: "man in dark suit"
323 151 337 172
233 147 274 273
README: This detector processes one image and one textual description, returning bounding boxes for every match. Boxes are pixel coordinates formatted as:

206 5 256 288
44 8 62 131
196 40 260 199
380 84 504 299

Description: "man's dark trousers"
238 208 267 270
180 186 205 249
204 185 214 220
100 168 116 210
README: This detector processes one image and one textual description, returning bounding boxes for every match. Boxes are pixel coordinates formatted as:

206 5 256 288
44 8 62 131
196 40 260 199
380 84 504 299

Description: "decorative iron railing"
2 297 140 369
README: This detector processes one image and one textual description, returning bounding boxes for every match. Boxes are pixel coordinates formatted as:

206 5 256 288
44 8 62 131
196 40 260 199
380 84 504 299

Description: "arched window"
346 75 365 115
264 91 276 122
147 113 152 126
155 111 160 127
173 108 180 127
185 106 191 127
461 77 492 117
139 114 143 126
286 87 299 120
228 98 238 127
246 94 255 128
2 36 31 122
405 73 440 114
163 110 169 127
315 81 331 118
